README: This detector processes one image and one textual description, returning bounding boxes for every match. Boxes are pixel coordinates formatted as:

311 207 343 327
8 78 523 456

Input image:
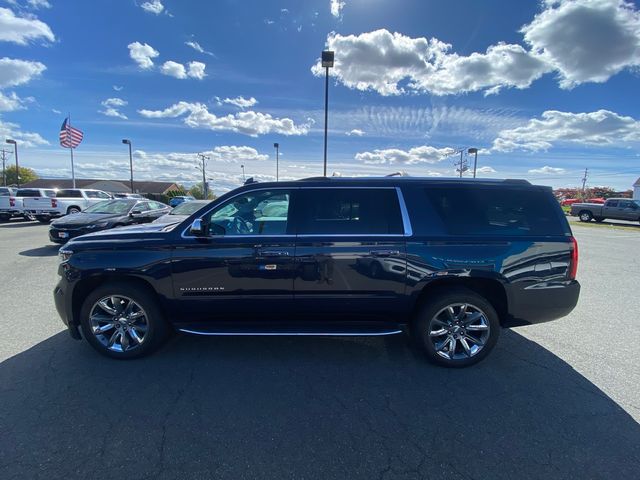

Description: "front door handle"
259 250 290 257
370 249 400 257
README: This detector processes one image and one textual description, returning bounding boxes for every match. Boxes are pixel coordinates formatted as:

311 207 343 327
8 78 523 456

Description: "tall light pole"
122 139 134 193
241 164 245 183
5 139 19 188
468 148 478 178
273 142 280 181
321 50 334 177
197 153 210 198
0 147 11 186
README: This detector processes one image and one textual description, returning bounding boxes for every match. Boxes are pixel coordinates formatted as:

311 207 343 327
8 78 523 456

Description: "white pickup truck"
0 188 57 222
23 188 112 223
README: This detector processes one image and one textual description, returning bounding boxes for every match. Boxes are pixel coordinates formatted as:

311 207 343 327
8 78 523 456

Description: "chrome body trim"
178 328 403 337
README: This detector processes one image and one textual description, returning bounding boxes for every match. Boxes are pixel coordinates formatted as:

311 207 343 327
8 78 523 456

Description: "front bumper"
54 273 81 339
49 226 91 244
504 280 580 327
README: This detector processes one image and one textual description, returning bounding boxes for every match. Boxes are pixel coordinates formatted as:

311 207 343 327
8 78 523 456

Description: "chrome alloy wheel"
428 303 490 361
89 296 149 353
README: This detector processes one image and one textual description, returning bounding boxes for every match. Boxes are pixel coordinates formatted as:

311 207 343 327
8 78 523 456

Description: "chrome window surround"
181 186 413 239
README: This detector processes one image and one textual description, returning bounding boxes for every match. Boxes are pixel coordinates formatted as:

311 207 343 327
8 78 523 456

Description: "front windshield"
83 200 134 215
170 201 207 215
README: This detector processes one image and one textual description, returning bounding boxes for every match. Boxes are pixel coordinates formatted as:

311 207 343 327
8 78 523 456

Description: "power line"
581 168 589 192
196 153 210 199
0 149 11 187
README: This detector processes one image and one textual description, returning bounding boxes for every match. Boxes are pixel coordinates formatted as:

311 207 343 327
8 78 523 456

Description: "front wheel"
579 211 593 222
79 282 171 359
413 288 500 368
35 215 50 224
67 207 81 215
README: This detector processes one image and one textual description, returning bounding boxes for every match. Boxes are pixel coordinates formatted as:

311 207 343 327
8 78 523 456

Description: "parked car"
560 197 605 207
27 188 112 221
153 199 209 224
54 177 580 367
0 188 57 222
0 187 17 196
570 197 640 223
113 193 146 199
50 199 170 243
169 195 195 207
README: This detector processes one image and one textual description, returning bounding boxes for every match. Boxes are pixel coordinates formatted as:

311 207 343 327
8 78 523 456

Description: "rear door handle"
259 250 290 257
370 249 400 257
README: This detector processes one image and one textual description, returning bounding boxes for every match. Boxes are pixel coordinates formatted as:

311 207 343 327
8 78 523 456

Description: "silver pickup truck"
23 188 112 222
0 188 56 222
570 197 640 223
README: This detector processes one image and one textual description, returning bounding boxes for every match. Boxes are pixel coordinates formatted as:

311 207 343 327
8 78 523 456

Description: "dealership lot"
1 222 638 479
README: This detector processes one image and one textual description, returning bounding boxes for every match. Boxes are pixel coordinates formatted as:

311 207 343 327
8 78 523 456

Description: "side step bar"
177 322 404 337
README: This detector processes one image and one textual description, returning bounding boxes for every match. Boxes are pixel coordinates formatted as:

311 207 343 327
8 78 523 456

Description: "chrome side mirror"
189 218 205 236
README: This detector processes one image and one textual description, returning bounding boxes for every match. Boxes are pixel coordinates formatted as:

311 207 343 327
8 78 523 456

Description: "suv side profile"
54 178 580 367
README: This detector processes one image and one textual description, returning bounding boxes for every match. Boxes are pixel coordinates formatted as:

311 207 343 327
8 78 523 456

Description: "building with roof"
634 177 640 200
21 179 180 195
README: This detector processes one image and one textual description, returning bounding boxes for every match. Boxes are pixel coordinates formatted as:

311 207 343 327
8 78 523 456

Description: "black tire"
0 214 9 222
578 211 593 222
412 287 500 368
79 281 171 359
67 206 81 215
35 216 50 224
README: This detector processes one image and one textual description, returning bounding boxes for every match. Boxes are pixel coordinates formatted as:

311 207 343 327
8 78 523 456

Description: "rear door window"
16 189 41 197
424 187 565 236
56 189 82 198
296 188 403 235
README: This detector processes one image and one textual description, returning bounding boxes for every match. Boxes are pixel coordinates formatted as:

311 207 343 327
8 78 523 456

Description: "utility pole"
581 168 589 195
273 143 280 181
0 148 10 186
197 153 210 199
454 149 468 177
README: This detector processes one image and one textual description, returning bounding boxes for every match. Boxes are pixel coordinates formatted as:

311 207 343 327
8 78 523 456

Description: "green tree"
167 184 188 197
188 182 216 200
4 165 38 186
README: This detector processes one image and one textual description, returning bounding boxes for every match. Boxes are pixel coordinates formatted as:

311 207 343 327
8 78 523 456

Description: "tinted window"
44 190 56 197
84 200 134 214
424 187 564 236
618 201 632 208
57 189 82 198
296 188 403 235
149 201 166 210
607 200 618 207
16 189 42 197
170 201 207 215
135 202 151 211
205 189 290 235
85 190 110 199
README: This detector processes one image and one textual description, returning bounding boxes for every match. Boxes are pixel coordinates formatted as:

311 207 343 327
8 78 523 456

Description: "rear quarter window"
423 186 565 236
56 189 83 198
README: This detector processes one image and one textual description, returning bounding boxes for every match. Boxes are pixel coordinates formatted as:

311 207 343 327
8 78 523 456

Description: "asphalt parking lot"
1 221 639 480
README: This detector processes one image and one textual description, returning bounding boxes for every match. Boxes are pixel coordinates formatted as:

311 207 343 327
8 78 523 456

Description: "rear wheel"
579 211 593 222
413 288 500 368
67 206 81 215
79 282 171 359
0 214 9 222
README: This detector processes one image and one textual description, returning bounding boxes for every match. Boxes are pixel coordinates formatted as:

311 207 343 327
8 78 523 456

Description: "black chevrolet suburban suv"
54 177 580 367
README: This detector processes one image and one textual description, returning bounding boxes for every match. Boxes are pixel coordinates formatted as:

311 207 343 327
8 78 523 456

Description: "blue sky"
1 0 639 193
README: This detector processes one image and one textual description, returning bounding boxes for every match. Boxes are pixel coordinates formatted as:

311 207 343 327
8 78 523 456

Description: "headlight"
59 248 73 263
86 222 109 229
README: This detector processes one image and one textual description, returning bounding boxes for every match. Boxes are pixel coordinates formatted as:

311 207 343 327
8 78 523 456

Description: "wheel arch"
66 205 81 214
412 277 509 326
71 274 159 327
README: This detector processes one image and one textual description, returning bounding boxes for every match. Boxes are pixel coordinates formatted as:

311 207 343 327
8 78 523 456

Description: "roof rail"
504 179 531 184
298 176 331 181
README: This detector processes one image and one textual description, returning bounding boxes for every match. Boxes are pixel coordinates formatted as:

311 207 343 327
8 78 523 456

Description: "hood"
51 212 124 226
70 222 174 243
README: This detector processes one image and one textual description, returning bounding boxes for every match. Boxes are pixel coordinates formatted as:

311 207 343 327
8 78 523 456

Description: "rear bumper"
25 209 61 217
504 280 580 327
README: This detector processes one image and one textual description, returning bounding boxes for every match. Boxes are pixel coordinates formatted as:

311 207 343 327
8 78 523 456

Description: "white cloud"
312 29 550 96
0 91 23 112
0 57 46 88
99 97 128 119
0 117 48 147
136 146 269 165
0 7 55 45
330 0 345 18
138 101 311 136
185 40 214 56
187 61 206 79
140 0 164 15
475 166 497 174
160 60 187 79
27 0 51 9
51 108 61 114
528 166 567 174
222 96 258 109
522 0 640 88
355 145 456 164
346 128 365 136
128 41 159 69
113 85 123 91
492 109 640 151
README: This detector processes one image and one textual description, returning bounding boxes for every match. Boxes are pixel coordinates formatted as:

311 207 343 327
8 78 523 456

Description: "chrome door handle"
259 250 290 257
370 250 400 257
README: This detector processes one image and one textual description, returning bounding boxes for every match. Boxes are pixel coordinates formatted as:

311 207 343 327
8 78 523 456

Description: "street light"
5 139 19 188
321 50 334 177
122 139 134 193
273 143 279 181
468 148 479 178
241 164 245 183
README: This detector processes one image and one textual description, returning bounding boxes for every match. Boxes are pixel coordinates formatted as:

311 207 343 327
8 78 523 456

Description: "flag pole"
69 113 76 188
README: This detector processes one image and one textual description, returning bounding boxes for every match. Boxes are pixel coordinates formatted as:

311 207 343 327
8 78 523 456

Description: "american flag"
59 118 84 148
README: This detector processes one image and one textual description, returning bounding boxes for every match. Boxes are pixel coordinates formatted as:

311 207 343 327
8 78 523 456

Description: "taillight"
51 198 57 208
568 236 578 280
9 197 15 207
